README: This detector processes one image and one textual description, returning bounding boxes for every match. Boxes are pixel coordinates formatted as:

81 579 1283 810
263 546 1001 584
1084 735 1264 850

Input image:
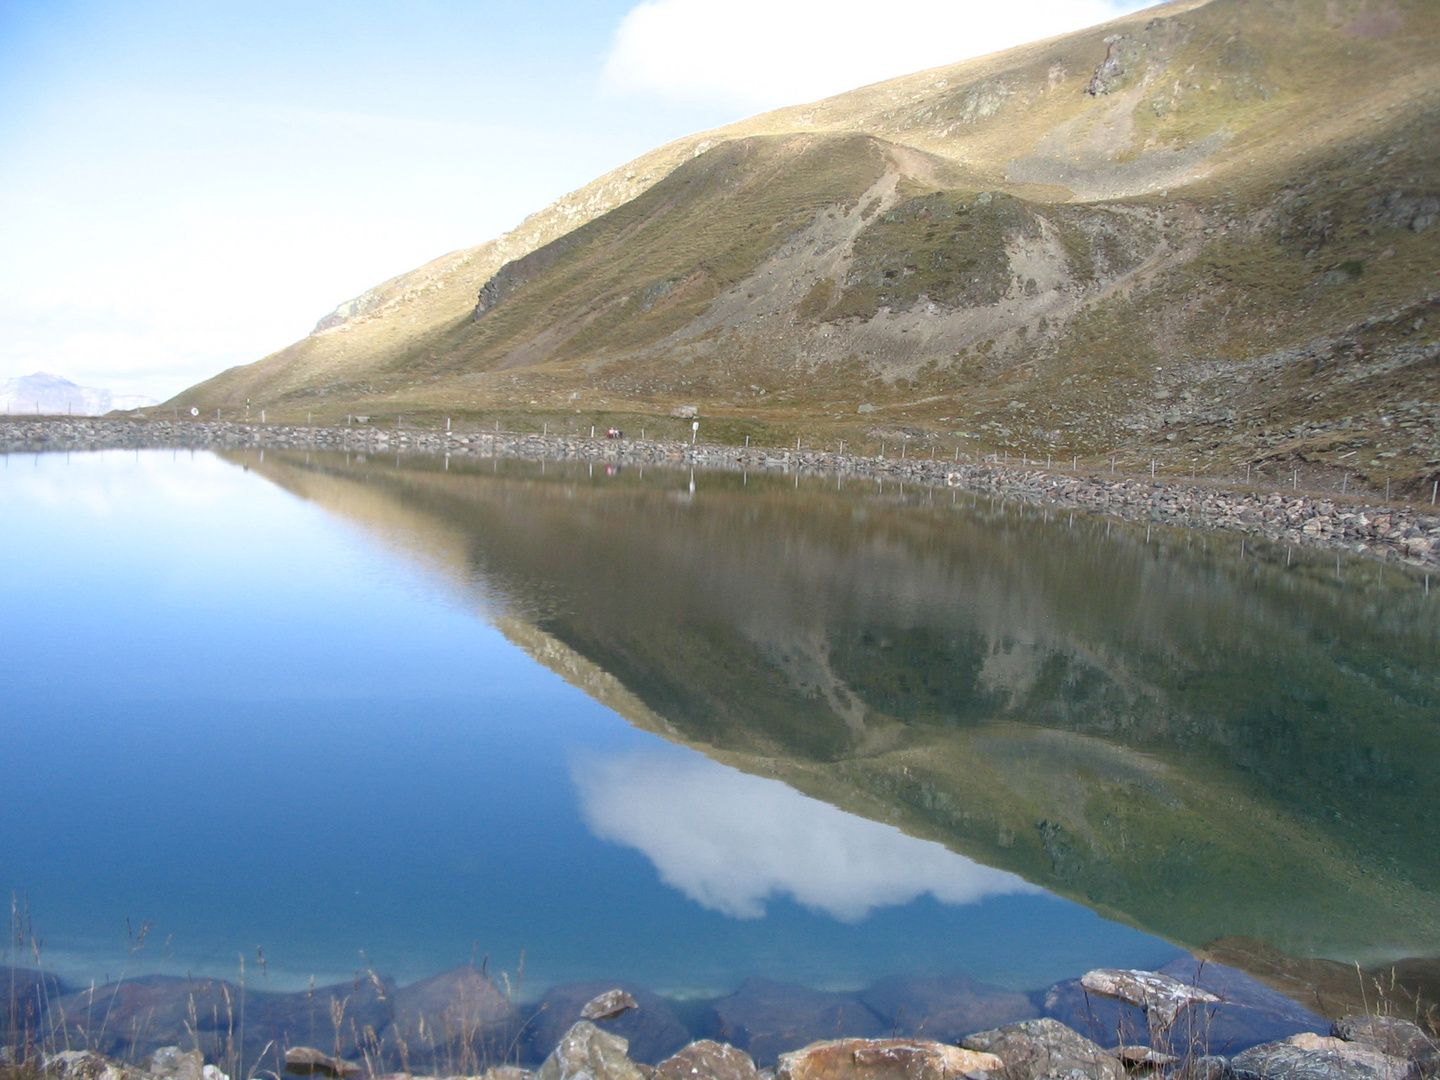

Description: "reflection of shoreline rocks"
3 418 1438 567
7 971 1433 1080
8 959 1430 1077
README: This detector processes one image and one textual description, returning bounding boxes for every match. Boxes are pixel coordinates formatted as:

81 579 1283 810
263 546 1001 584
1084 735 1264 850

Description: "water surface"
2 448 1437 1002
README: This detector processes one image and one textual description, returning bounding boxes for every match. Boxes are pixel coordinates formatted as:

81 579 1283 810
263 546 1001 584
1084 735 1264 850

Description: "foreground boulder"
538 1021 648 1080
284 1047 361 1078
857 976 1038 1044
529 982 689 1066
655 1040 760 1080
40 1050 229 1080
962 1018 1124 1080
1231 1033 1416 1080
776 1038 1002 1080
146 1048 204 1080
43 1051 144 1080
710 979 884 1066
1332 1017 1438 1073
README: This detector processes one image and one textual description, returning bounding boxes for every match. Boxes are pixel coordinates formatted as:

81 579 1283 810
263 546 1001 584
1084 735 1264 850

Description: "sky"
0 0 1149 402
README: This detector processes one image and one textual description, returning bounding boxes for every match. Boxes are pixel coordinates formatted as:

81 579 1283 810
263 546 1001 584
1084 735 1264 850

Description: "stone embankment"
5 418 1439 567
7 969 1434 1080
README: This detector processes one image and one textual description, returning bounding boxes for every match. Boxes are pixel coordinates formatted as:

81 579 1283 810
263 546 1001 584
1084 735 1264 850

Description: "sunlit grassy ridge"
172 0 1440 492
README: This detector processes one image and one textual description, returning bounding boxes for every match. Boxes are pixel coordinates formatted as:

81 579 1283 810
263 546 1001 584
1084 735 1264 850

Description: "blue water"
0 449 1181 995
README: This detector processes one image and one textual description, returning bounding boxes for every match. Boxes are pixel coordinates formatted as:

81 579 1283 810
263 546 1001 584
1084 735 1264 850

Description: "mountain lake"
3 447 1438 1059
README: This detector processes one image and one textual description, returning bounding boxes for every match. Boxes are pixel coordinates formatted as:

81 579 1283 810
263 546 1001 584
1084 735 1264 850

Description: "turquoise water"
0 450 1184 996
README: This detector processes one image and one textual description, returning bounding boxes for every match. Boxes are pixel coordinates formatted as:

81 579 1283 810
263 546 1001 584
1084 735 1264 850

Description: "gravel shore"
6 417 1439 567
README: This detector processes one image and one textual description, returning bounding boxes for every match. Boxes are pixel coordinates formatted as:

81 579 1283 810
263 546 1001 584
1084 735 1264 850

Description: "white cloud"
573 748 1038 921
604 0 1150 109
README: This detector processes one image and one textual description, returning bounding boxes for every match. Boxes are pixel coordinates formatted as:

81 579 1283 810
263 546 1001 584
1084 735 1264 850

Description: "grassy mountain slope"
173 0 1440 491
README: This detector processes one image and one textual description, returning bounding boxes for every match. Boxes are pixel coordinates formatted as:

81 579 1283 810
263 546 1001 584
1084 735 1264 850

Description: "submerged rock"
1231 1033 1415 1080
538 1021 648 1080
49 977 248 1061
1 966 66 1039
391 965 517 1069
253 975 397 1063
584 991 641 1023
776 1038 1002 1080
857 976 1038 1044
1079 970 1219 1026
710 979 884 1067
961 1018 1124 1080
655 1040 760 1080
1046 959 1329 1055
1157 958 1329 1050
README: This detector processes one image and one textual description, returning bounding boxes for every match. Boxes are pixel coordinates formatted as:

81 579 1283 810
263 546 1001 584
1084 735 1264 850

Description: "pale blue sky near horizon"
0 0 1148 401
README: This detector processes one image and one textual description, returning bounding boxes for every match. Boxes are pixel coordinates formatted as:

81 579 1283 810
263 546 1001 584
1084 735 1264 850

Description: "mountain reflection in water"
241 450 1440 965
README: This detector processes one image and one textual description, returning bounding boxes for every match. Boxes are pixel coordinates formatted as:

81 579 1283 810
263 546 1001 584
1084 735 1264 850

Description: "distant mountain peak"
0 372 158 416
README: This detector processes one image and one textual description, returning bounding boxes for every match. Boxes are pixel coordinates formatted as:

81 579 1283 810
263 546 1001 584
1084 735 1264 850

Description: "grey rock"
584 991 641 1023
961 1018 1125 1080
1332 1018 1437 1074
1045 960 1328 1055
710 979 884 1067
284 1047 361 1078
655 1040 760 1080
538 1021 648 1080
529 982 689 1067
1190 1057 1232 1080
147 1047 205 1080
858 976 1038 1044
43 1051 142 1080
1231 1035 1414 1080
1080 970 1219 1027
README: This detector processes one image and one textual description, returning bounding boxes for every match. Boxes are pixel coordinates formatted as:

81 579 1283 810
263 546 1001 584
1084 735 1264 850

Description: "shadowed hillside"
171 0 1440 494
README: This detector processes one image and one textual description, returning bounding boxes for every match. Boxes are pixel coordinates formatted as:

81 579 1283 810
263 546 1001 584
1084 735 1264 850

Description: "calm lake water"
3 448 1438 1005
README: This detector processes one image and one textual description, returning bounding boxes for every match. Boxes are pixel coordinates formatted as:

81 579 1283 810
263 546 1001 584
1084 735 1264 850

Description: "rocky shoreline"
4 965 1433 1080
4 418 1440 568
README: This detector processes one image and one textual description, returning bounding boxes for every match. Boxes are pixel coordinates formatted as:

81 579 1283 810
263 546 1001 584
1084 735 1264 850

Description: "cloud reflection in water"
573 749 1039 921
